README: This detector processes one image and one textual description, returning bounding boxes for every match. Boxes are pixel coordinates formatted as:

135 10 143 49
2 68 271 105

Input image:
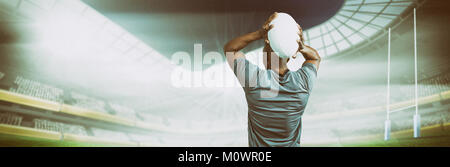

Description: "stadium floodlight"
385 8 421 141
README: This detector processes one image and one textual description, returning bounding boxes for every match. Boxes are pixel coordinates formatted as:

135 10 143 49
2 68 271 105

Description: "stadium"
0 0 449 147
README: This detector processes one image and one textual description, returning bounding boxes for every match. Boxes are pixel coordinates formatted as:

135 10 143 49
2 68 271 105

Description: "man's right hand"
261 12 277 42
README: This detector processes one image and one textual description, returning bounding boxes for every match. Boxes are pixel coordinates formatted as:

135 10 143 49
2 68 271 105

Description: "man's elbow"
223 43 235 54
223 45 230 54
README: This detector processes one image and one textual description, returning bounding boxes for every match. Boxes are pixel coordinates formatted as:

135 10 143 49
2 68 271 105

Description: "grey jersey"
233 58 317 147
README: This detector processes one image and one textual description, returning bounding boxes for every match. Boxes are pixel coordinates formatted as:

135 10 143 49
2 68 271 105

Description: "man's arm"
297 25 321 70
223 29 264 68
224 12 277 68
300 45 321 70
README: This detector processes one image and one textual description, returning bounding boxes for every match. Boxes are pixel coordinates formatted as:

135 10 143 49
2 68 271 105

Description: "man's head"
262 42 289 70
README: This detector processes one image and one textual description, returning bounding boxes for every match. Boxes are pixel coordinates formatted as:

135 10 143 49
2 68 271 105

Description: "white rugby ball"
267 13 300 59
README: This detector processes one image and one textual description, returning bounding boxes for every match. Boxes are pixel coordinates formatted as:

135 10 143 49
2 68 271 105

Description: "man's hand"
224 12 279 69
297 24 305 44
262 12 277 34
262 12 277 43
297 24 321 70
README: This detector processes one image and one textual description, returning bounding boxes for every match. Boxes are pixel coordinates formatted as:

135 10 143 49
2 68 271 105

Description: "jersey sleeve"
233 58 259 88
296 63 318 93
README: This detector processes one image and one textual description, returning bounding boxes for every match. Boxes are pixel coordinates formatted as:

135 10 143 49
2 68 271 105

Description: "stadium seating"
10 76 64 103
306 106 450 140
33 118 88 136
109 103 137 120
90 127 131 142
308 72 450 115
0 70 447 146
137 112 165 125
69 92 110 114
0 113 22 126
420 72 450 96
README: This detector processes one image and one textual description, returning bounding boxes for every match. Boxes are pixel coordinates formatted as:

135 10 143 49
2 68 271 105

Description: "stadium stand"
420 72 450 96
0 66 448 146
333 108 450 137
9 76 64 103
0 72 4 80
90 127 131 142
109 103 137 120
308 72 450 115
137 112 165 125
0 113 22 126
69 92 110 114
32 118 88 136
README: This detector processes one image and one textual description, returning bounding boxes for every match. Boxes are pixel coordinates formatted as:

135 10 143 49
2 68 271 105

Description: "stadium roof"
302 0 417 58
81 0 344 68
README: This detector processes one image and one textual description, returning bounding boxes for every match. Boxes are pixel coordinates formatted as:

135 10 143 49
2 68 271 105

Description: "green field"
307 135 450 147
1 132 449 147
304 124 450 147
1 123 449 147
0 134 121 147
